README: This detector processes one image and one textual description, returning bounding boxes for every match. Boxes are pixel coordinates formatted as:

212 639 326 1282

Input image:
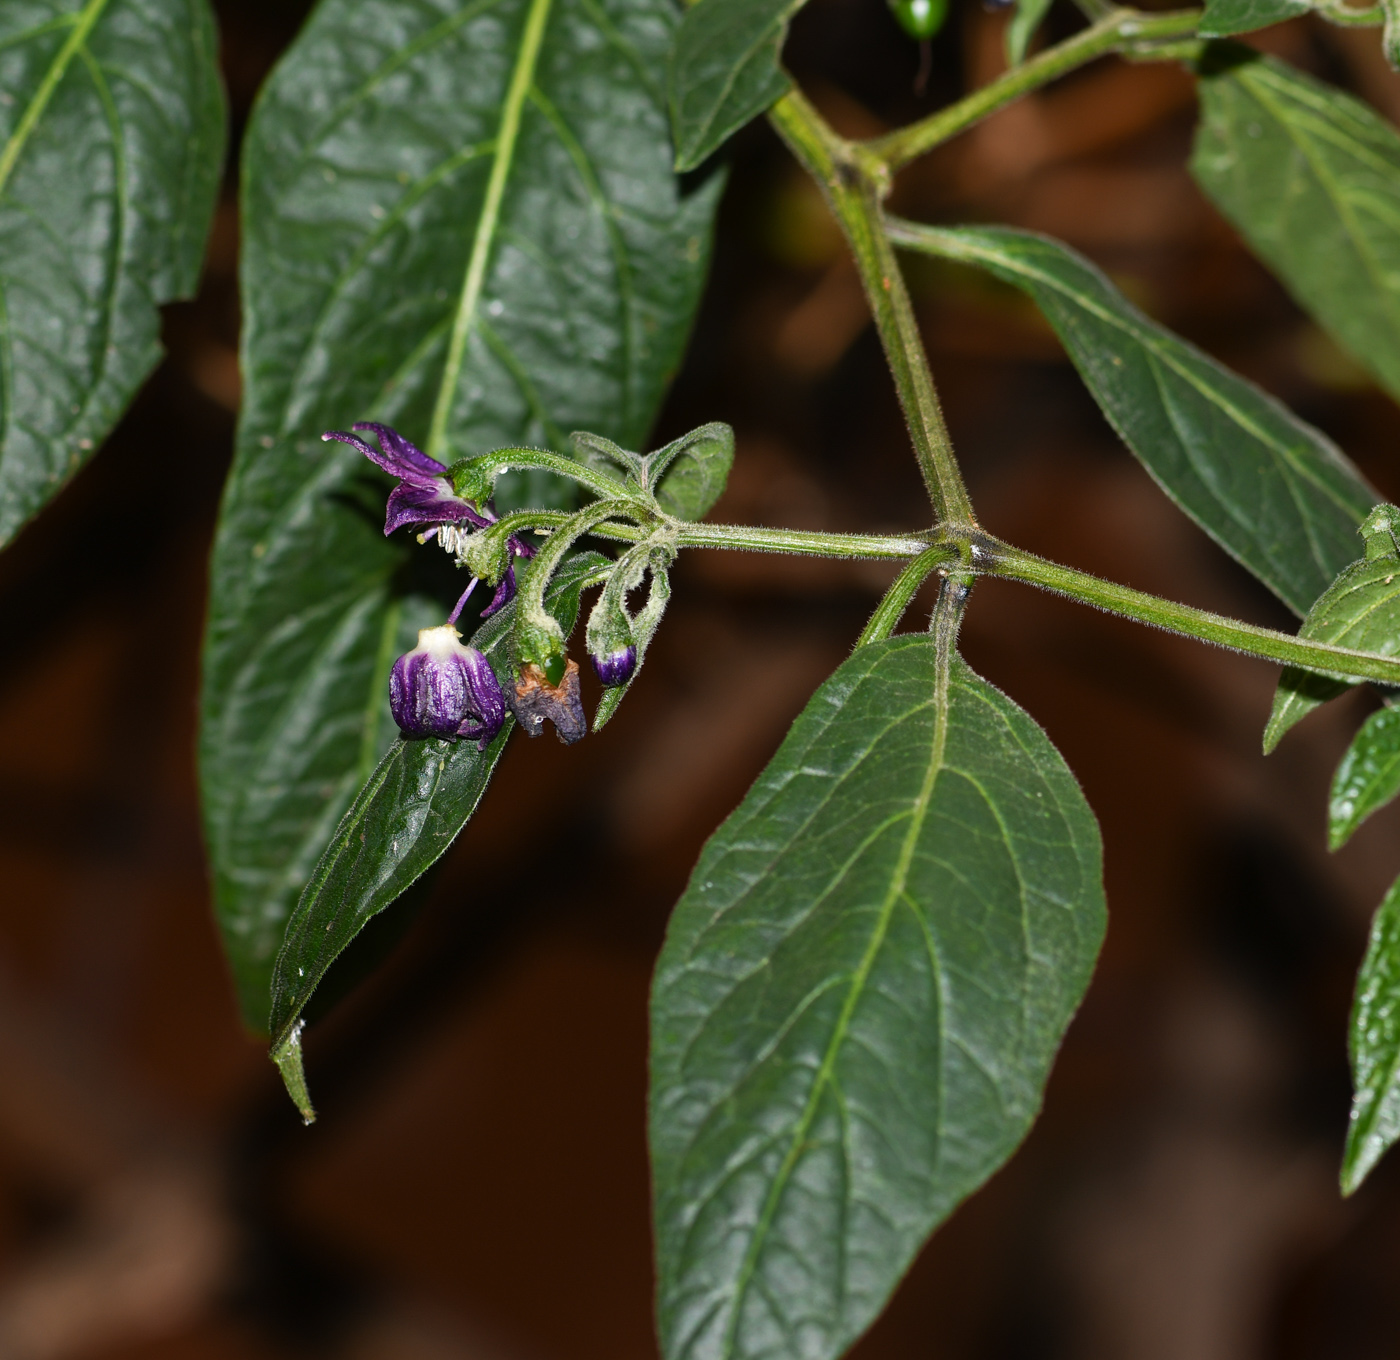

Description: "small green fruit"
542 653 568 687
888 0 948 41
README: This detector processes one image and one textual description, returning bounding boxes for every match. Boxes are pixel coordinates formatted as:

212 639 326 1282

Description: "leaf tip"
272 1022 317 1125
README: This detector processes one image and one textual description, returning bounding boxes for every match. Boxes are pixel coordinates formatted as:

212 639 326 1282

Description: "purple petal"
508 534 536 560
352 421 447 480
390 649 469 739
479 564 516 618
385 479 488 536
456 647 506 747
592 645 637 688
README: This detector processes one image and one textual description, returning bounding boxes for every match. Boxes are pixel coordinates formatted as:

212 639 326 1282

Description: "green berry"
542 653 568 687
888 0 948 41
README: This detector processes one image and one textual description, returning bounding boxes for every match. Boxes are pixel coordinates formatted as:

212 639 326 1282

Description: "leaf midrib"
715 647 954 1360
427 0 554 461
0 0 110 200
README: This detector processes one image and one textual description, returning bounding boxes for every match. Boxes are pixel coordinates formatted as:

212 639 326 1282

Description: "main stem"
768 93 975 528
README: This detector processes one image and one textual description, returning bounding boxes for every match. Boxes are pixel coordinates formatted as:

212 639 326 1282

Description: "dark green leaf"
267 550 606 1118
1343 872 1400 1192
1192 47 1400 403
1198 0 1308 38
669 0 806 173
1007 0 1053 65
1265 508 1400 749
654 420 733 520
650 636 1105 1360
201 0 721 1031
1330 704 1400 848
0 0 225 546
889 222 1376 616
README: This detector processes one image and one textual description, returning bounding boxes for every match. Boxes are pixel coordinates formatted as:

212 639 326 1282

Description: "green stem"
857 545 959 646
1314 0 1383 24
769 92 974 527
868 7 1202 172
484 510 933 560
987 540 1400 685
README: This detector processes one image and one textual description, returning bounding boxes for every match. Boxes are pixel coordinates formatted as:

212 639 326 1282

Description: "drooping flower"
389 626 505 747
324 421 535 618
591 645 637 688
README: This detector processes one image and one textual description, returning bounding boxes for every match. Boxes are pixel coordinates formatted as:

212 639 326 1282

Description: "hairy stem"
868 8 1202 172
769 92 974 527
986 539 1400 685
857 545 960 646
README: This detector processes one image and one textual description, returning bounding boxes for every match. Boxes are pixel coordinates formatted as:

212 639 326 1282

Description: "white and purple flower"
389 626 505 747
323 421 534 619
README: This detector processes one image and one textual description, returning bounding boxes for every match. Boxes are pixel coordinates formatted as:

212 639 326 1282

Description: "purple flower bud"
389 626 505 748
591 645 637 688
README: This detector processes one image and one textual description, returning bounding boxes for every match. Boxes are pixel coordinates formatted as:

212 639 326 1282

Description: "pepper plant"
8 0 1400 1355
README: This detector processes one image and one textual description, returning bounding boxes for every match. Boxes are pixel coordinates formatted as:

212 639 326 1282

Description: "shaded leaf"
0 0 225 546
1198 0 1308 37
1192 46 1400 402
1265 508 1400 749
1330 704 1400 848
200 0 720 1031
650 636 1105 1360
268 550 606 1118
889 221 1376 616
1343 872 1400 1192
669 0 806 173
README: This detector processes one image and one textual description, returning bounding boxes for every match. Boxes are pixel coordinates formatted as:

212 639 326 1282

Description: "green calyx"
888 0 948 41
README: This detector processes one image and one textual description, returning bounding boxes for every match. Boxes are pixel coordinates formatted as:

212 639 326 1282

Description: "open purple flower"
389 626 505 747
324 422 491 537
324 421 536 619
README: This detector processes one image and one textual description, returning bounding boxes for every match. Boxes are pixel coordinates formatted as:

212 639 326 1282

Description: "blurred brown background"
2 0 1400 1355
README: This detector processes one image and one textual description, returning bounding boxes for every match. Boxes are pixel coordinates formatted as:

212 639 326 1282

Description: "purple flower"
592 645 637 688
324 421 535 619
389 626 505 747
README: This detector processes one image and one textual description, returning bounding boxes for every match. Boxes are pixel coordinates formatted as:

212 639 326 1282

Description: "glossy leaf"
650 636 1105 1360
654 420 734 521
1198 0 1308 37
267 552 605 1118
669 0 807 173
201 0 721 1031
1265 510 1400 749
0 0 225 546
890 222 1377 616
1330 704 1400 848
1343 872 1400 1192
1192 47 1400 403
1007 0 1053 65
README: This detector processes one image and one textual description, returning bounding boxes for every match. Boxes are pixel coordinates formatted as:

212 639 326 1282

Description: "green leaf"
0 0 225 547
1265 506 1400 749
1007 0 1054 66
653 420 734 521
1198 0 1309 38
1343 872 1400 1192
1330 704 1400 848
267 549 606 1118
1192 46 1400 404
650 636 1105 1360
889 222 1377 617
201 0 721 1032
669 0 806 173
